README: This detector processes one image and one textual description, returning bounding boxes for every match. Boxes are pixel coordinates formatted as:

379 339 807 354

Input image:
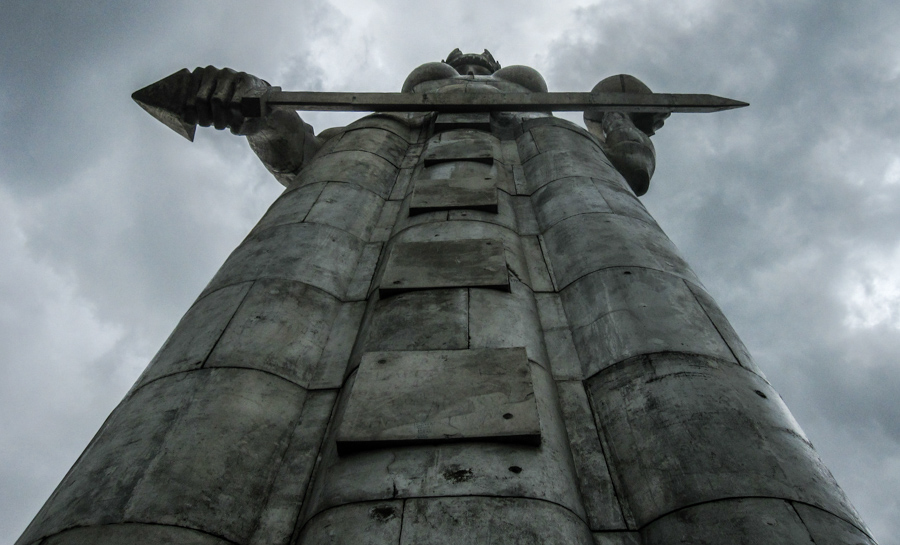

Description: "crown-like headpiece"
443 48 501 73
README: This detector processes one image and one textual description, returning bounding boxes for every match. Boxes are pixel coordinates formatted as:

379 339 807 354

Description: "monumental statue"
17 49 876 544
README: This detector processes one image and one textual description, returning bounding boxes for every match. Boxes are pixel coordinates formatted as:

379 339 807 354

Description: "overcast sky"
2 1 898 542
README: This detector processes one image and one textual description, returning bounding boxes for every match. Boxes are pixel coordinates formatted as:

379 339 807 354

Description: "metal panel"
379 239 509 296
310 301 366 389
521 149 619 196
592 533 642 545
400 143 424 169
203 223 365 300
531 176 613 232
135 282 252 387
301 361 586 520
401 497 593 545
542 213 699 289
356 289 469 357
205 278 341 387
390 196 448 237
641 498 814 545
250 390 338 545
469 278 549 370
529 123 604 156
685 280 763 376
516 130 540 163
305 182 385 241
434 112 491 131
335 348 541 454
520 235 555 292
389 168 415 200
123 370 308 543
556 380 627 530
511 195 540 235
591 176 657 225
297 502 403 544
793 503 877 545
250 182 324 235
347 242 383 301
586 353 864 527
534 293 581 380
348 112 417 141
410 176 498 214
447 187 515 229
40 524 234 545
372 200 402 242
330 127 409 167
423 129 499 166
293 150 398 199
562 268 736 377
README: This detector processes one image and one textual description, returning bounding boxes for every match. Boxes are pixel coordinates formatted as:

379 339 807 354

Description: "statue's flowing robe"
18 76 875 544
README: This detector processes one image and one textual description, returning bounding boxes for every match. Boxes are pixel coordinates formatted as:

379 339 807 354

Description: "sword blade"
243 90 748 116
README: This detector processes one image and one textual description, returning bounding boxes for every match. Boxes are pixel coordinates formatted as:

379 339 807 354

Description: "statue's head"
443 48 501 76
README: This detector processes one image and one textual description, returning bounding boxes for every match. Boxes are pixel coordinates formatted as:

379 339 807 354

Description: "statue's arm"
186 66 321 186
584 75 669 196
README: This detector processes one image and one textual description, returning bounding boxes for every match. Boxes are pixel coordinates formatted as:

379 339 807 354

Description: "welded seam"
31 522 241 545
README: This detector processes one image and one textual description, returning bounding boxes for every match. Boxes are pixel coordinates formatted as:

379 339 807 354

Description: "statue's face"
453 64 493 77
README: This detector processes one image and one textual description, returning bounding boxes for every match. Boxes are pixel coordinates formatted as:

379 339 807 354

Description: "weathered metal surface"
685 280 763 376
389 167 415 200
423 129 500 164
434 112 491 131
310 301 365 389
529 122 604 155
592 532 642 545
328 127 409 167
250 390 337 545
521 149 620 196
302 361 587 521
556 380 627 530
516 129 540 163
305 182 385 241
519 235 554 292
134 282 251 387
355 289 469 358
18 369 307 545
534 293 581 380
40 524 234 545
293 149 399 199
641 498 814 545
793 503 877 545
347 113 418 141
447 187 515 230
410 176 498 214
401 497 594 545
202 223 365 300
541 213 699 289
346 242 382 301
250 182 324 235
371 200 402 242
296 501 403 545
400 143 425 169
335 348 541 454
591 176 657 225
586 352 865 527
204 278 341 387
531 176 614 233
469 278 550 369
390 200 449 238
562 268 736 377
389 221 534 292
511 194 540 234
379 239 509 296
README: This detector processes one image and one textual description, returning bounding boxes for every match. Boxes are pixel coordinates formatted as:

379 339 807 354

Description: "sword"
133 68 748 141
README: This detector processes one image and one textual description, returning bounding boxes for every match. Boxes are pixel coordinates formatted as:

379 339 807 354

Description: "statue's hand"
184 66 270 135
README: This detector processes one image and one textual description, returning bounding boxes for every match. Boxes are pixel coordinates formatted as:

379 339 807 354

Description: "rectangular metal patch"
409 177 498 215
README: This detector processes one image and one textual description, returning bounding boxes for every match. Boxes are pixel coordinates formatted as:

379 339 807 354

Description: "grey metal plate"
410 176 498 214
305 182 385 241
423 130 499 167
529 123 604 156
329 127 409 167
296 501 403 545
534 293 581 380
401 497 593 545
521 149 619 196
561 268 736 377
641 498 814 545
586 352 864 527
592 533 642 545
335 348 540 454
205 278 341 388
295 149 399 199
556 380 627 530
40 524 234 545
469 278 549 370
250 182 324 236
541 213 699 290
379 239 509 296
531 176 613 233
793 503 876 545
434 112 492 131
